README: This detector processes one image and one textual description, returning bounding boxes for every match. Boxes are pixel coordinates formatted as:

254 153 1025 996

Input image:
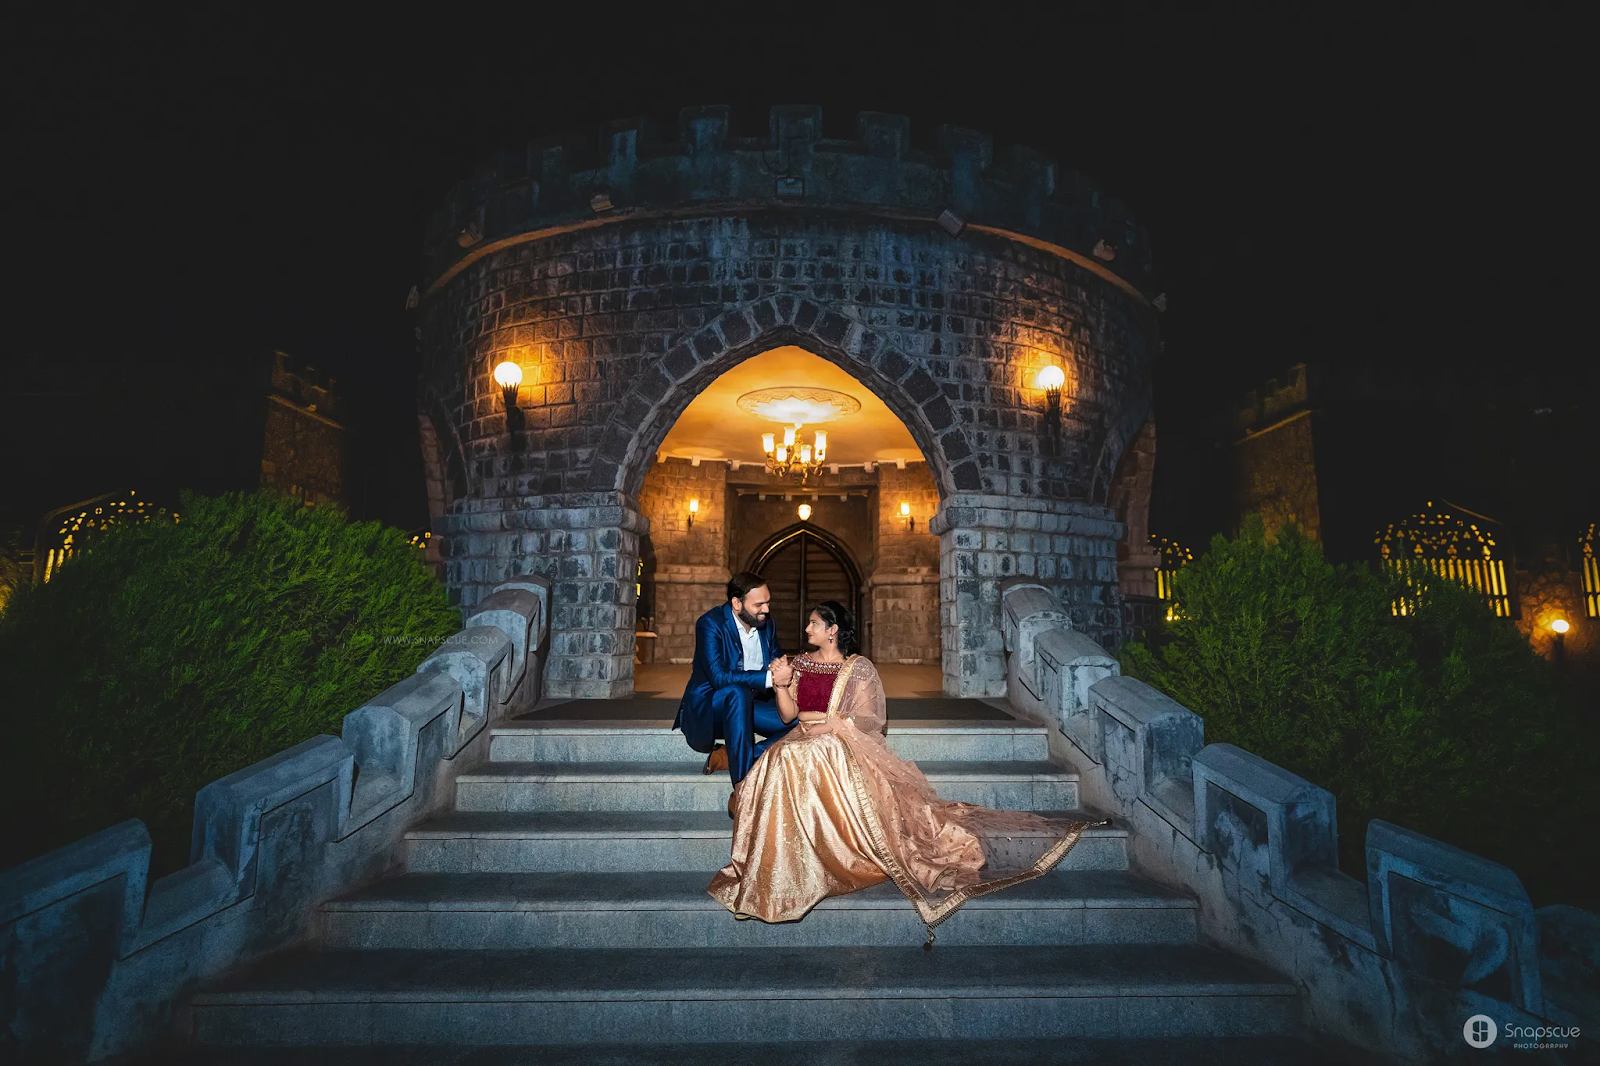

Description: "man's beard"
737 607 766 629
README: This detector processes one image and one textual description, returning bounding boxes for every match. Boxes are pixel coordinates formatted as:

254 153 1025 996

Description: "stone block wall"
1515 543 1598 672
871 463 940 663
637 458 729 662
935 495 1123 696
441 493 643 697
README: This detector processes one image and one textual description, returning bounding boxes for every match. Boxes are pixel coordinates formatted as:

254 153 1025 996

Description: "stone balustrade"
1000 580 1596 1061
0 576 550 1062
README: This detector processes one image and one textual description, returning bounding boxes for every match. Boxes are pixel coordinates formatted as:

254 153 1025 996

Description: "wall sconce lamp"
687 498 700 530
493 360 528 450
899 500 914 531
492 361 523 410
797 503 813 522
1034 364 1065 444
1550 617 1570 664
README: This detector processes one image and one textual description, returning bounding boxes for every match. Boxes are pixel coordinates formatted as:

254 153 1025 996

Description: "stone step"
406 809 1128 873
168 1034 1377 1065
320 868 1192 949
454 760 1079 812
187 944 1301 1047
488 722 1051 764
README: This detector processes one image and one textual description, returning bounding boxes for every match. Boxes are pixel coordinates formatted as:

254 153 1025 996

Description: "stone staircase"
176 698 1364 1062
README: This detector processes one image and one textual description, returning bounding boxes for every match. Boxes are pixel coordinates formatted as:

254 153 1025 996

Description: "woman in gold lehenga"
707 600 1105 946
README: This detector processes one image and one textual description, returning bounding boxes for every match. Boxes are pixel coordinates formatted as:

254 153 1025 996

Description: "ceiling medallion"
735 387 862 425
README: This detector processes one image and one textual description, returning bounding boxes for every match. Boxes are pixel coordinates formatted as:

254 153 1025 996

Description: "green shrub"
0 488 460 876
1121 515 1597 908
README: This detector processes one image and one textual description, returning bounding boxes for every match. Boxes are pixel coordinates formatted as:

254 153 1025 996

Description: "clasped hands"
769 654 795 687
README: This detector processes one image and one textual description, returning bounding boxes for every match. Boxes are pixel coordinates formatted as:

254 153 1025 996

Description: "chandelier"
738 387 856 484
762 425 826 482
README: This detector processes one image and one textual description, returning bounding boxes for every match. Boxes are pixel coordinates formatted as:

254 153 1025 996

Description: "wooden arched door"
747 524 864 654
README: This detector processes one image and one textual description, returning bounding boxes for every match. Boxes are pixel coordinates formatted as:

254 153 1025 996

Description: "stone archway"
587 298 968 501
584 302 982 694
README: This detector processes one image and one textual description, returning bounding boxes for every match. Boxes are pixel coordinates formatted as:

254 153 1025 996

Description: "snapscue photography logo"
1463 1013 1581 1052
1463 1015 1497 1049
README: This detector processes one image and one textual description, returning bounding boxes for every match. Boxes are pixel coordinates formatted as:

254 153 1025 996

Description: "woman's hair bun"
810 600 860 655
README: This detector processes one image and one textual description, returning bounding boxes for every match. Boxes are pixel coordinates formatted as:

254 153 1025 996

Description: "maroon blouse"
792 655 845 714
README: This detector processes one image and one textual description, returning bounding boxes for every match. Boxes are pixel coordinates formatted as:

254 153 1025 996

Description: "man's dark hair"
727 571 768 601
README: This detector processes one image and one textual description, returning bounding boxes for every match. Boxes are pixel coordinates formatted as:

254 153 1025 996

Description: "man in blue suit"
673 570 793 814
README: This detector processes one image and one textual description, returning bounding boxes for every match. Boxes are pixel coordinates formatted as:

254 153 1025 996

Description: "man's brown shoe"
702 745 728 775
727 790 738 819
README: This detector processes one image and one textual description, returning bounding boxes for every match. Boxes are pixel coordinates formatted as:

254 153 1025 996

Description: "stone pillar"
439 491 645 699
931 494 1123 697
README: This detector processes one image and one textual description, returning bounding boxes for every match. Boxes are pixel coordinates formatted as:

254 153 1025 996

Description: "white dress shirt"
733 611 773 688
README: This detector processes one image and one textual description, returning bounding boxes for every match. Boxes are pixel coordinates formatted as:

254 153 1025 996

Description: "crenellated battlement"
423 105 1154 295
1234 362 1312 433
270 349 341 421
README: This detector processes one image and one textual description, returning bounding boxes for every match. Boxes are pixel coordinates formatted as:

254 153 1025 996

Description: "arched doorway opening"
747 523 863 653
634 343 943 685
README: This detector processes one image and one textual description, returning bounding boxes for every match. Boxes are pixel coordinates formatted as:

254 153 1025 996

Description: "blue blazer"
673 603 781 753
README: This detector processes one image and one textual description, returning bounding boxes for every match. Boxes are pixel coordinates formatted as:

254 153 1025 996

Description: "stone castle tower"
260 350 346 507
1231 362 1321 540
414 106 1163 697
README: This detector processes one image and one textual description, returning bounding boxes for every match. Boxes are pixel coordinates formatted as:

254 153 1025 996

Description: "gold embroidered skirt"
707 716 1102 928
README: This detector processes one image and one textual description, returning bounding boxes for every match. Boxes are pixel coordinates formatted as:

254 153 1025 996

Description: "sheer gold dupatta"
825 655 1106 944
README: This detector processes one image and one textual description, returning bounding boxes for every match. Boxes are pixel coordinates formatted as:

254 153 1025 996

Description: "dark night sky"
4 3 1592 551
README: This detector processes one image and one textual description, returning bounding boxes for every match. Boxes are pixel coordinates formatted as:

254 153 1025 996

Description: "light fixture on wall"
687 498 700 530
493 360 527 450
492 361 523 409
1550 617 1570 665
762 425 826 483
899 500 914 531
797 503 813 522
1034 364 1065 444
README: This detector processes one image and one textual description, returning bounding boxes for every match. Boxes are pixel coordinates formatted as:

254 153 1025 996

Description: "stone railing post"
1367 820 1543 1014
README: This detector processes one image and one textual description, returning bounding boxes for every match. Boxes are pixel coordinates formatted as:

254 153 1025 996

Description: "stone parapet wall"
0 578 551 1063
999 582 1598 1062
423 105 1154 297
